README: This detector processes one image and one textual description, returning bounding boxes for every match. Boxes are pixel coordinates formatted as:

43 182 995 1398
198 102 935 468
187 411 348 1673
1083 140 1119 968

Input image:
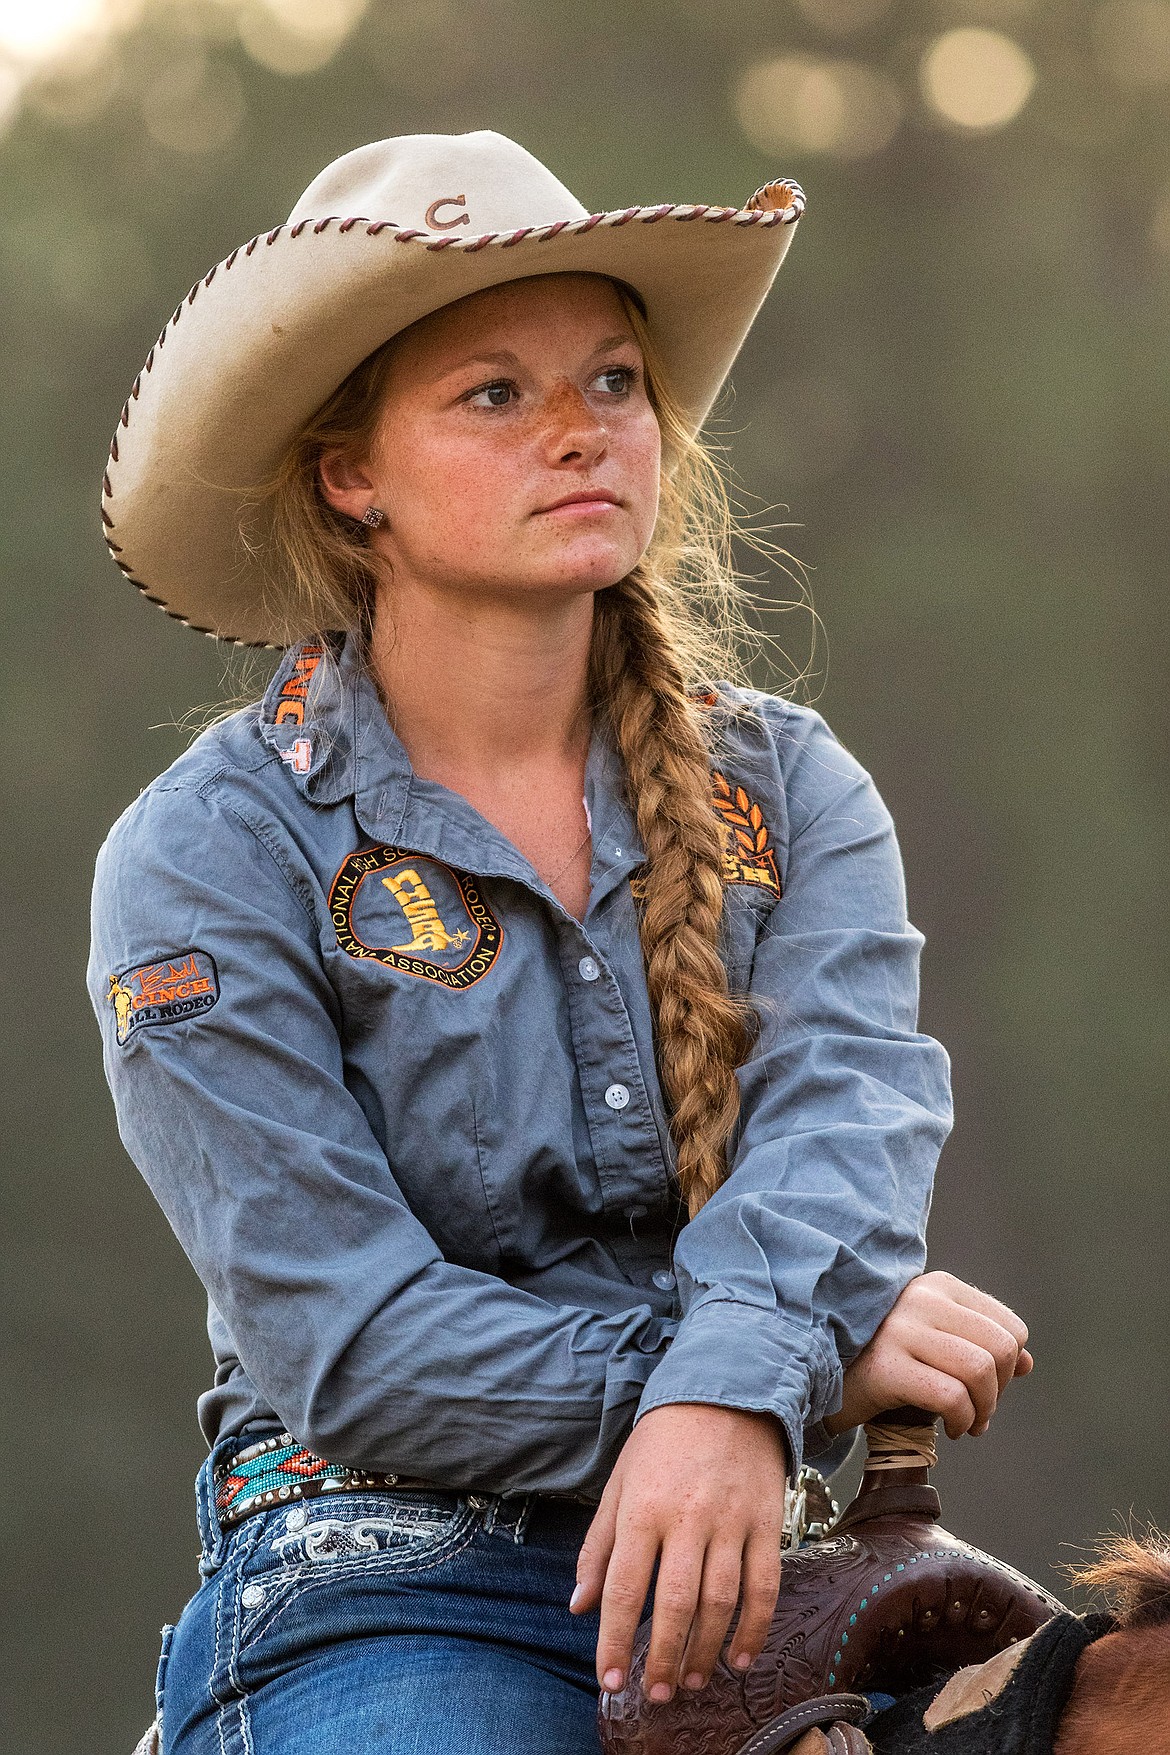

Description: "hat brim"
102 194 803 647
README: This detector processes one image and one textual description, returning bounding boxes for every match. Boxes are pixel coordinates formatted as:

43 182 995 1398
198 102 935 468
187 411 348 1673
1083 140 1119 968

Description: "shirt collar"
259 631 644 901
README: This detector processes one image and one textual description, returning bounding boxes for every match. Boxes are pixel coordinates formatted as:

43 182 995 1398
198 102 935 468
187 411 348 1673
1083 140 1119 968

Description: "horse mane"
1067 1531 1170 1628
1053 1532 1170 1755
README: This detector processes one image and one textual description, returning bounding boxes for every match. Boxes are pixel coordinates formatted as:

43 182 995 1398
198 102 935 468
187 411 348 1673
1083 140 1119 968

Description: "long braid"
591 576 756 1218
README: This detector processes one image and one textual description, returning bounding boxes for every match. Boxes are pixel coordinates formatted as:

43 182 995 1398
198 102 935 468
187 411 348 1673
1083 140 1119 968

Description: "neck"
367 578 596 780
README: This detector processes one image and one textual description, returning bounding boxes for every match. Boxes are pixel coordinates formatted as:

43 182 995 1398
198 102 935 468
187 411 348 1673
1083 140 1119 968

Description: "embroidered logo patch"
273 643 324 727
279 737 313 775
712 771 781 896
107 949 220 1044
329 846 502 989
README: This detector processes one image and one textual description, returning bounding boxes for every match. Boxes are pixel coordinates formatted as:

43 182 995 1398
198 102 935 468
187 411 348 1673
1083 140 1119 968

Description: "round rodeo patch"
328 845 502 989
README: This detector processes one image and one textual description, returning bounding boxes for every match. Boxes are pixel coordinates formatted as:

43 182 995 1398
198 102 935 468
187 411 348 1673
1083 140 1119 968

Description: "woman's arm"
572 700 954 1698
88 778 675 1496
633 700 953 1462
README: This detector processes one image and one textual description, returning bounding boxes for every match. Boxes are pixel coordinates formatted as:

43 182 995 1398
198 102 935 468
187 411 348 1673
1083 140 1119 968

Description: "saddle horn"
598 1407 1063 1755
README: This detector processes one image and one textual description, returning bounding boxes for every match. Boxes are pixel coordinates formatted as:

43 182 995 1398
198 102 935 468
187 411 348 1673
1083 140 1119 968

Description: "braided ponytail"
591 576 755 1217
588 288 769 1219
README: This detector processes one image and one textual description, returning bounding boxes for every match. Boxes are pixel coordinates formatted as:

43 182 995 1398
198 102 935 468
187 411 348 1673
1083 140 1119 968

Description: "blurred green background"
2 1 1167 1750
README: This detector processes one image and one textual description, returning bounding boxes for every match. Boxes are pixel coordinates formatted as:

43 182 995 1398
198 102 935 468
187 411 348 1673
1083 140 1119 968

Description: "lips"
538 489 622 512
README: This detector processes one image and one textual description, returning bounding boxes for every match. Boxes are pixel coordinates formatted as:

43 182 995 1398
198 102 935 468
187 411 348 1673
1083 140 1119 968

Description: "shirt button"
652 1269 677 1292
604 1083 630 1111
578 956 600 982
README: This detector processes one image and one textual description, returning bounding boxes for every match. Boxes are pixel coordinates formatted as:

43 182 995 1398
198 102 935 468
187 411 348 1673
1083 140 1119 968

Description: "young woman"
91 132 1030 1755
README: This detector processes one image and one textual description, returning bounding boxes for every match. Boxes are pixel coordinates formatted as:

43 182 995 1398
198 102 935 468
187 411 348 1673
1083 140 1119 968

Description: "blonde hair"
246 276 795 1219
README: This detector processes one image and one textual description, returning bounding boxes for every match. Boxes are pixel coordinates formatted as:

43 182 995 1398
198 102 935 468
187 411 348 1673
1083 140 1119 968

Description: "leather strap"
732 1693 871 1755
833 1483 940 1530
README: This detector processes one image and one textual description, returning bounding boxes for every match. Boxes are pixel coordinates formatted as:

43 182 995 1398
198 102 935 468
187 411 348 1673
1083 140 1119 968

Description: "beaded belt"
213 1430 595 1531
214 1432 434 1530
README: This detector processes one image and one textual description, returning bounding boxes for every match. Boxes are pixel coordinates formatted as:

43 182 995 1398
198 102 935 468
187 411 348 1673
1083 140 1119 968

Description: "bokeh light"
0 0 104 61
920 26 1036 130
735 53 903 160
1094 0 1170 88
238 0 370 77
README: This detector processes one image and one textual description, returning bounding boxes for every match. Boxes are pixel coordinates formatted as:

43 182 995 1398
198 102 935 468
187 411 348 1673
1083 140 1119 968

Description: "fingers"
593 1519 659 1692
640 1541 710 1699
725 1528 782 1673
936 1273 1030 1354
874 1355 979 1439
571 1489 618 1617
917 1300 1024 1398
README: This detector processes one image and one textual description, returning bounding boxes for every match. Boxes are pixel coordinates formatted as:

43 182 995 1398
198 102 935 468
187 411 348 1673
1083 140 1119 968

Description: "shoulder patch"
108 949 220 1045
329 845 502 989
712 771 782 897
627 774 782 902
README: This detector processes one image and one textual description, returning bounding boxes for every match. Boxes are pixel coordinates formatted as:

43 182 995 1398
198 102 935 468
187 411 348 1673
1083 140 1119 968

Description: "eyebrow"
439 334 639 377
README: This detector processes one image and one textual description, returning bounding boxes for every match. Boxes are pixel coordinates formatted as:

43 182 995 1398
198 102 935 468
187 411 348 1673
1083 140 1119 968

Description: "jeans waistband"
196 1429 596 1573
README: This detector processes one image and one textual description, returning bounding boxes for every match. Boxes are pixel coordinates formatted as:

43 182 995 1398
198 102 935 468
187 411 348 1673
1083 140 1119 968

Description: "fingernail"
733 1651 753 1670
683 1671 704 1690
649 1683 673 1703
603 1668 624 1691
569 1584 583 1610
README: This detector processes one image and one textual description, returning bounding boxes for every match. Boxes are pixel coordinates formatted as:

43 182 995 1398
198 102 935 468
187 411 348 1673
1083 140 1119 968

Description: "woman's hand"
570 1402 788 1702
824 1271 1033 1441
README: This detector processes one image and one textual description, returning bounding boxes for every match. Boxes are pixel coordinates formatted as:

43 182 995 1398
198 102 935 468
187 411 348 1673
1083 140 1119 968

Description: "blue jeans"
157 1434 624 1753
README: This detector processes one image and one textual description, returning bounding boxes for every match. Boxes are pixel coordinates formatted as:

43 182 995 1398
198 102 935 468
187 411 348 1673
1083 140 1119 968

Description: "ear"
317 444 379 522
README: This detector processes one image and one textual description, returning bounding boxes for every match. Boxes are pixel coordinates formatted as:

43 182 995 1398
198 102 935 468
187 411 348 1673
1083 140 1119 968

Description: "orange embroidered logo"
381 868 473 955
711 772 781 897
329 846 502 989
274 643 324 727
424 194 470 229
108 949 220 1045
627 775 782 903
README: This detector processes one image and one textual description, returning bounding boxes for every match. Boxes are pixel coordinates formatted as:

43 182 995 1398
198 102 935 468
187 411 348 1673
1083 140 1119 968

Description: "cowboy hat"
100 129 804 647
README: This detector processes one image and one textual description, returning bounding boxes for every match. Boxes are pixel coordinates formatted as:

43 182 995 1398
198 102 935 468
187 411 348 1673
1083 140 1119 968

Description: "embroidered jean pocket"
234 1490 478 1648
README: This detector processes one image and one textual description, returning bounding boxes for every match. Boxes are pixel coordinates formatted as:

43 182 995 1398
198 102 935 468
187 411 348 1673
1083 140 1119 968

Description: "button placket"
554 925 670 1216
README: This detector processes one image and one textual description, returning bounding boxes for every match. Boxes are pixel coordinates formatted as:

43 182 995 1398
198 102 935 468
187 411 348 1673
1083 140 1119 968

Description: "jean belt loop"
196 1433 244 1575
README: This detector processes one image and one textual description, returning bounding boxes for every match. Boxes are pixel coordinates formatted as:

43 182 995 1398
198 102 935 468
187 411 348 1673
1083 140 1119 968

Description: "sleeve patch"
107 949 220 1045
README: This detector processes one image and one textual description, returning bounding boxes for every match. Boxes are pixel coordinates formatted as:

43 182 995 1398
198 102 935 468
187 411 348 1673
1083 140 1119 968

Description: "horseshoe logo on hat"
425 194 470 230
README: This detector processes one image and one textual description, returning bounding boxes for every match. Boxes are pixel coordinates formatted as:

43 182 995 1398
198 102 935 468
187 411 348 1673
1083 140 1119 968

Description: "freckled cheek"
382 440 531 545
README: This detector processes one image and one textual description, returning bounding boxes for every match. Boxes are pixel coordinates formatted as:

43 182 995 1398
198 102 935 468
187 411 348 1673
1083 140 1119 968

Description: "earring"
361 506 385 528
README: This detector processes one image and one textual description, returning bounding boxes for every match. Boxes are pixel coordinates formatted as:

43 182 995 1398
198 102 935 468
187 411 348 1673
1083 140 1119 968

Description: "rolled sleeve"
632 701 953 1475
87 780 673 1499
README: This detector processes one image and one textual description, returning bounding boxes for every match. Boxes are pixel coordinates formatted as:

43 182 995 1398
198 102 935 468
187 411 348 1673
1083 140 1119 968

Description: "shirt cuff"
631 1298 843 1479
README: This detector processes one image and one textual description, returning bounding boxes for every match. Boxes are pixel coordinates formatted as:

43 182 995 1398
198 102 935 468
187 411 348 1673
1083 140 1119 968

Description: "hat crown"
287 130 590 236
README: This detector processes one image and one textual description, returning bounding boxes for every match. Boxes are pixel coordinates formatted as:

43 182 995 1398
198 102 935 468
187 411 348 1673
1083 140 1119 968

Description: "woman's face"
318 272 662 603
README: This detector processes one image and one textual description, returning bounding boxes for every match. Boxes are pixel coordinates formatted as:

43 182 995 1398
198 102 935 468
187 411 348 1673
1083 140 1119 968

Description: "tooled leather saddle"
597 1409 1063 1755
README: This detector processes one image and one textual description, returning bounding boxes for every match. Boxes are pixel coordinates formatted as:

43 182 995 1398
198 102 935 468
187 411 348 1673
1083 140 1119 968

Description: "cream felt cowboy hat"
101 129 804 647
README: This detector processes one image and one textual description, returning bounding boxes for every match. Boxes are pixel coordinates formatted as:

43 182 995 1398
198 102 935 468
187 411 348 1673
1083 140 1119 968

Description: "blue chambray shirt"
87 630 952 1501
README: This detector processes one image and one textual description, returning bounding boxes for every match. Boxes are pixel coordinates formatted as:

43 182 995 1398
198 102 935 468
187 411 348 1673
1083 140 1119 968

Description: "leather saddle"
597 1409 1063 1755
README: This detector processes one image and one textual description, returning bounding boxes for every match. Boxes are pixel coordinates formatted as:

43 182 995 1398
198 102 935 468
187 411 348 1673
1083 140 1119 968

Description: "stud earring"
360 506 385 528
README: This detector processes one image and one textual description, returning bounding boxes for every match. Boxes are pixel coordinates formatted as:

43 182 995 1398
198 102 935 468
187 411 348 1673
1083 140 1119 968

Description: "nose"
539 377 608 468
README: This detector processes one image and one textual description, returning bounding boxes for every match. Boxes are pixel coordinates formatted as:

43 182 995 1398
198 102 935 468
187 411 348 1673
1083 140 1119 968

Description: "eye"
593 365 636 396
467 379 516 409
